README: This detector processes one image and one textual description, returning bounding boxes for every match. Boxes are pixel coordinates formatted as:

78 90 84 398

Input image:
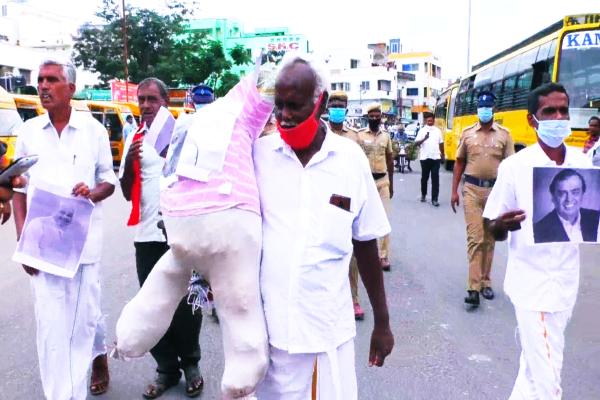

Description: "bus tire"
444 159 454 171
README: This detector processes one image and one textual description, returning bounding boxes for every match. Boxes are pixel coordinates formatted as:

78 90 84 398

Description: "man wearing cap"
450 91 514 307
358 103 394 271
328 91 364 320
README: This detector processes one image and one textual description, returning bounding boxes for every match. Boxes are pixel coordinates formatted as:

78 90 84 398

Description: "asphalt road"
1 164 599 399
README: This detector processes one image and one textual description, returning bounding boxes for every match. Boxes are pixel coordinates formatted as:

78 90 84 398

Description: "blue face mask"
533 115 571 148
328 107 346 124
477 107 493 123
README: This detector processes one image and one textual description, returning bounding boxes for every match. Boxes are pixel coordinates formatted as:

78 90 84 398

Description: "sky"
26 0 597 79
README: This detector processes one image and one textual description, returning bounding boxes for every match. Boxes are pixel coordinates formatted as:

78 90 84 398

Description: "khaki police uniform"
330 122 362 304
358 127 393 261
456 122 514 291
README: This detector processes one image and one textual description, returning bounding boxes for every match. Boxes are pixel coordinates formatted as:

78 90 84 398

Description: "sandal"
183 365 204 398
142 372 181 399
90 354 109 396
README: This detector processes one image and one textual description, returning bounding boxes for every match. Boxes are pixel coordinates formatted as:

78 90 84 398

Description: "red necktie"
127 123 145 226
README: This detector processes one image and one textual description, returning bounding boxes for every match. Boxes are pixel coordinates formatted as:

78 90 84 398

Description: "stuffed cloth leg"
116 208 268 398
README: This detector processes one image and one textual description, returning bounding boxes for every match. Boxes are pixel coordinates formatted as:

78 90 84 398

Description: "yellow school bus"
0 88 22 168
85 101 135 166
436 13 600 170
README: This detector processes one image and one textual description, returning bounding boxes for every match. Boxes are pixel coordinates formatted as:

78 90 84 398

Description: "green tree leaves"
72 0 247 93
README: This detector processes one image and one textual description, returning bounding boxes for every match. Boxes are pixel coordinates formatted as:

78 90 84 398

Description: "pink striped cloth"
160 78 272 217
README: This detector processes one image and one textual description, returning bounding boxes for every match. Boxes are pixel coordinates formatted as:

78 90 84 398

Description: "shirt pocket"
303 203 354 264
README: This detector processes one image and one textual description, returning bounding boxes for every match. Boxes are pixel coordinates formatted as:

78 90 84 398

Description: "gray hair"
277 52 330 101
40 59 76 85
138 77 169 102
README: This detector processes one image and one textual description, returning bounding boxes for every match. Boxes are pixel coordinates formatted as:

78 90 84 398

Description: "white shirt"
557 212 583 243
119 127 166 243
415 125 443 160
254 128 391 354
14 110 117 264
482 143 591 312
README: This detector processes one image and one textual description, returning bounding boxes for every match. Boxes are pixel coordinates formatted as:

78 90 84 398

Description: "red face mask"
277 93 323 150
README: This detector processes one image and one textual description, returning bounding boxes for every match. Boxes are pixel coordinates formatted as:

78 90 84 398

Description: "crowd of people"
0 53 598 400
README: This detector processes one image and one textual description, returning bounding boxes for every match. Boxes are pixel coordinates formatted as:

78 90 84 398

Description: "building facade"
388 51 446 121
185 18 309 77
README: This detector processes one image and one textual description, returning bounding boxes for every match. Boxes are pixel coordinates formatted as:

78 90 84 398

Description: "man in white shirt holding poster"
483 83 591 400
12 59 116 400
414 111 444 206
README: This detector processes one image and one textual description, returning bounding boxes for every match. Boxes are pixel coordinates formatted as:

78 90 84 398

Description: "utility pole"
466 0 472 74
121 0 129 102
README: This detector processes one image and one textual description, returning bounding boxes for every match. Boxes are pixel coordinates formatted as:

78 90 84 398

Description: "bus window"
17 107 38 122
547 39 557 79
499 76 517 110
559 31 600 129
447 87 458 130
536 41 552 63
514 70 534 108
474 67 492 88
491 62 507 84
517 47 539 74
104 112 123 142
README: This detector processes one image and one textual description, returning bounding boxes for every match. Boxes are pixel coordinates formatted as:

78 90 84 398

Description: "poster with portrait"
13 186 94 278
532 167 600 245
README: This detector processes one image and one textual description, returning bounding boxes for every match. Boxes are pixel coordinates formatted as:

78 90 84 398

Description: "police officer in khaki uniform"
450 91 514 308
328 91 365 320
358 103 394 271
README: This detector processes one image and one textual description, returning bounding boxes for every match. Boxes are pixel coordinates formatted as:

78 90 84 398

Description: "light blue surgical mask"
477 107 493 123
328 107 346 124
533 115 571 148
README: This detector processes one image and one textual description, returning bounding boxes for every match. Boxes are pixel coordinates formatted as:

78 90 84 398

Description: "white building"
388 51 446 121
326 47 416 126
0 0 98 90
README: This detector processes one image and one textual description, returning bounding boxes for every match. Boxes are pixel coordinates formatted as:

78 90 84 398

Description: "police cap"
477 91 496 108
191 84 214 105
366 102 382 113
329 91 348 102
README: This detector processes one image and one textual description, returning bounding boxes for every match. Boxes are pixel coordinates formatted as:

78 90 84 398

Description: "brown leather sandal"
142 372 181 399
90 354 110 396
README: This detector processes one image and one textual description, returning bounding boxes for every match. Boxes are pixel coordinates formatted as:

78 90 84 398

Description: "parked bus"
86 101 135 166
436 13 600 170
0 88 23 168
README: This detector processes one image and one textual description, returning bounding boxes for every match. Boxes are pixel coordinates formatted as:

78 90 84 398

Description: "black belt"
372 172 387 180
464 174 495 188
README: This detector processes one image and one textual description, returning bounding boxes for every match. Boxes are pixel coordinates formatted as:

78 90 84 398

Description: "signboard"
563 30 600 49
110 80 138 102
564 14 600 26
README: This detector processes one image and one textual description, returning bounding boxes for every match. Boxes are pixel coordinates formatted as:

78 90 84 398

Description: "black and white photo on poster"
532 166 600 244
13 186 94 278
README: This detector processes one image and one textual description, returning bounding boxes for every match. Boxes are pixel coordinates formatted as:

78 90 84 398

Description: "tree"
72 0 249 91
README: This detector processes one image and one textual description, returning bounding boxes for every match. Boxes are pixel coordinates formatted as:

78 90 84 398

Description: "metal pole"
466 0 471 73
122 0 129 102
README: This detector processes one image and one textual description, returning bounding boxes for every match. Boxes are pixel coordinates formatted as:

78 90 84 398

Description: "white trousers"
509 306 573 400
31 263 102 400
256 339 357 400
116 208 268 399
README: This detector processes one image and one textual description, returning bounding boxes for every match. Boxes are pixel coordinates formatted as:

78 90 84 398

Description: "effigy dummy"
114 70 274 399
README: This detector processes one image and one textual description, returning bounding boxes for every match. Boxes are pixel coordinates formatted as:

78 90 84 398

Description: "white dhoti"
256 339 357 400
116 208 268 399
31 263 101 400
509 306 573 400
